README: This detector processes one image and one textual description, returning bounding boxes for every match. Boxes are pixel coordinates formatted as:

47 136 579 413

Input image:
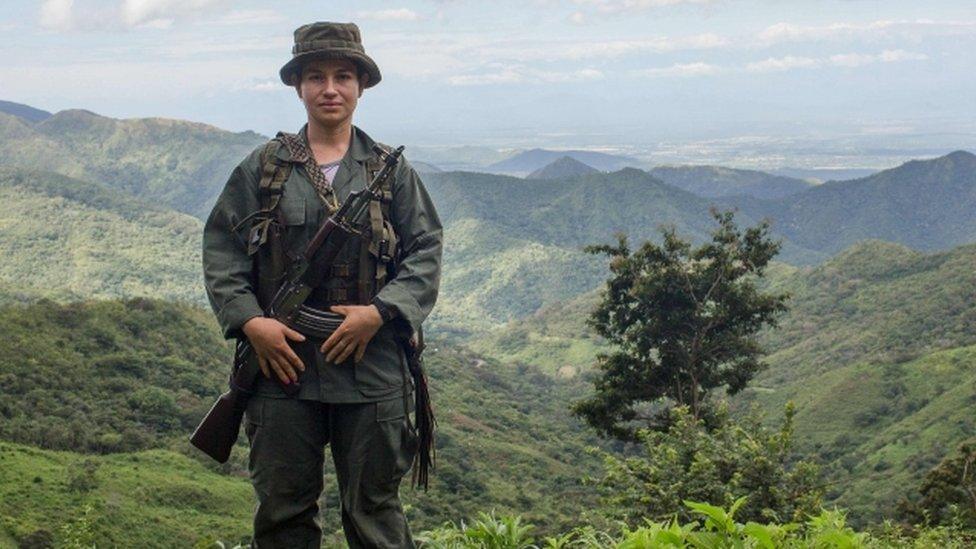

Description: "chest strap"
357 144 399 303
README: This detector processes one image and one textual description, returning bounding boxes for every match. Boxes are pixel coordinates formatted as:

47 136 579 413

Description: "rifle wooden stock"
189 388 246 463
190 340 260 463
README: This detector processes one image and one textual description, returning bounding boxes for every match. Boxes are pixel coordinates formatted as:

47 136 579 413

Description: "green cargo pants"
244 394 418 548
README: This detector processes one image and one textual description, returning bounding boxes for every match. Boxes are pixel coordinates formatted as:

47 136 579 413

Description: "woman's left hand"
321 304 384 364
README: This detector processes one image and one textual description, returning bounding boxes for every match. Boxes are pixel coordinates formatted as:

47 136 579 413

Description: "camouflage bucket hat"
279 22 382 88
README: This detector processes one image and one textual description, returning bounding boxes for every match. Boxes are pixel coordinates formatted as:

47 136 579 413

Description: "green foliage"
416 511 537 548
740 239 976 525
58 502 97 549
899 438 976 529
66 460 100 493
593 404 822 526
574 209 789 439
0 167 205 305
648 165 813 200
0 298 603 540
0 298 229 454
417 502 975 548
491 239 976 526
468 289 604 378
396 345 605 537
0 442 253 547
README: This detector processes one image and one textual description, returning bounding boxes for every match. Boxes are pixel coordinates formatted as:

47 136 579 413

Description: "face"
296 58 368 128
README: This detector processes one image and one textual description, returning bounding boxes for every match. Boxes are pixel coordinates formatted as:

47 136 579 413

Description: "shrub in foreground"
413 500 976 548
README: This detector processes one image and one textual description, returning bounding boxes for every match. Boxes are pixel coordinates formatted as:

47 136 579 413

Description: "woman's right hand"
242 317 306 385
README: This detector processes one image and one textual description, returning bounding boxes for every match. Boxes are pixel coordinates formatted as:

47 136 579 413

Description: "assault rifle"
190 145 404 463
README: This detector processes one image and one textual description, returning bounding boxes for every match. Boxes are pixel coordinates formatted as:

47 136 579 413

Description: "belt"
285 305 345 339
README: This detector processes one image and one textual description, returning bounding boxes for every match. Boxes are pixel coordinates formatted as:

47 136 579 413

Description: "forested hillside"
2 103 973 339
428 150 976 331
424 168 825 331
0 167 204 304
728 150 976 254
471 238 976 524
0 298 601 544
648 165 813 199
0 110 264 219
1 102 974 545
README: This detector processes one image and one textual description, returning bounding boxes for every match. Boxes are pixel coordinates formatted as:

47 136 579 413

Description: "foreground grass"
0 441 252 548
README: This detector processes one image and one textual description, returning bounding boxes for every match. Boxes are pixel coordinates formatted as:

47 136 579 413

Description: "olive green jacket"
202 124 443 402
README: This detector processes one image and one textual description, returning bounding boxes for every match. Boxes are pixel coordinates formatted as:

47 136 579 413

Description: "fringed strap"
406 329 436 490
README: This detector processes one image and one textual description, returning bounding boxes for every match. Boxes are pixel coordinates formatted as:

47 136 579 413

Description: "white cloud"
447 65 604 86
631 61 722 77
746 55 821 73
755 19 976 46
573 0 716 13
828 49 928 67
233 79 289 93
121 0 224 27
827 52 875 67
0 58 274 101
878 49 929 62
473 33 728 62
37 0 227 31
138 18 172 29
209 9 285 27
448 69 524 86
746 49 928 72
39 0 74 31
539 68 605 82
366 30 727 84
356 8 421 21
569 11 585 24
155 35 291 58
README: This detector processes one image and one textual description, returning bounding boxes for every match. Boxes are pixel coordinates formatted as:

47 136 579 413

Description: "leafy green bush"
592 403 822 525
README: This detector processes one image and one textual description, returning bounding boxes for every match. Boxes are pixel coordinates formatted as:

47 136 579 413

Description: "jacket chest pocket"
278 194 307 254
279 194 306 226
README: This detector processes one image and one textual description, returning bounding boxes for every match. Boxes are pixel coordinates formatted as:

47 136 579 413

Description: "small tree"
900 438 976 528
573 208 789 440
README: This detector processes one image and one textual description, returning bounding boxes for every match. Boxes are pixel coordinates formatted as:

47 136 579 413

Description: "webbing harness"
246 135 398 307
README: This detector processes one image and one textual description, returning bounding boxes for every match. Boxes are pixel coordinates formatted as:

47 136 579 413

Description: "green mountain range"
648 165 814 199
0 100 52 123
728 150 976 255
486 148 641 175
1 101 975 542
0 109 265 219
526 156 600 179
2 103 971 334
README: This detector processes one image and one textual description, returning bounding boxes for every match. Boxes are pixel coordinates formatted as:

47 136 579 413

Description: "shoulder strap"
357 142 399 303
276 130 339 212
249 139 293 308
245 140 289 255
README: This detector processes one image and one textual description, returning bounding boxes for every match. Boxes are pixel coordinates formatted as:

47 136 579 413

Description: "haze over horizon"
1 0 974 169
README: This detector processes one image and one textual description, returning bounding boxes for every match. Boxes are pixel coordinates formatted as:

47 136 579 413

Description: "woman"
202 21 442 549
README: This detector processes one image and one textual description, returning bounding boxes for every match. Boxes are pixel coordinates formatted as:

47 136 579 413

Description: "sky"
1 0 975 158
